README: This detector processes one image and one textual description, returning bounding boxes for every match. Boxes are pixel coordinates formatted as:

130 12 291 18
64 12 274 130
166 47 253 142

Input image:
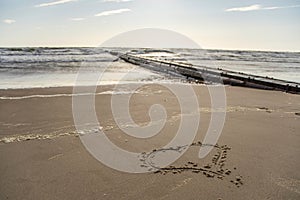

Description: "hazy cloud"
95 8 131 17
103 0 133 2
35 0 76 8
225 4 300 12
70 18 85 21
3 19 16 24
226 4 261 12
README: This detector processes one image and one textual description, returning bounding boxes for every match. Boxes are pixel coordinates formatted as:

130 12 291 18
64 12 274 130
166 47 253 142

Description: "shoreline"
1 81 299 97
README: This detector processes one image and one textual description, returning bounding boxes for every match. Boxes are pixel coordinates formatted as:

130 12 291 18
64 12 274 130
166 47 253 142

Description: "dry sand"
0 84 299 200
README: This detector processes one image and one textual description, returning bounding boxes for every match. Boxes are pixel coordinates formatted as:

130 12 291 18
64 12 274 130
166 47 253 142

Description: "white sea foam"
0 90 140 100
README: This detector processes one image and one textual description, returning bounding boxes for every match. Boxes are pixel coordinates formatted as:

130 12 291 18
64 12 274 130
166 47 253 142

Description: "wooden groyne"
119 53 300 94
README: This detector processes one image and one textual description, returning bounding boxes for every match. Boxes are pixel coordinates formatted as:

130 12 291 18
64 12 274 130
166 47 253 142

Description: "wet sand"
0 84 300 200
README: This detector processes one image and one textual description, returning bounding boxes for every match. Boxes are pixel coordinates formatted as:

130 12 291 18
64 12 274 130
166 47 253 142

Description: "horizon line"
0 46 299 53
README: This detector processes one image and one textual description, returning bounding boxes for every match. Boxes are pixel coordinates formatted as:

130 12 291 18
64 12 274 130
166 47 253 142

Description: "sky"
0 0 299 51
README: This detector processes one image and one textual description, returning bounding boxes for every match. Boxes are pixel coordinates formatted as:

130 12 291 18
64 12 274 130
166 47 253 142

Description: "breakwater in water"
119 53 300 94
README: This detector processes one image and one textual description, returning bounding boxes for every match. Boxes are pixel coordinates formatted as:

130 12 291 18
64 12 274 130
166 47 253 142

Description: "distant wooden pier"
119 53 300 94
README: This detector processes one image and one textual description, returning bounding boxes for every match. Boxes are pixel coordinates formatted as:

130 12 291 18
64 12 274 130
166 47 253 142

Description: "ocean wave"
1 47 299 86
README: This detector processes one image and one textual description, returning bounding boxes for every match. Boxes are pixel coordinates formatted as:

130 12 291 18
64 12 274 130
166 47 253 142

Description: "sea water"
0 47 299 89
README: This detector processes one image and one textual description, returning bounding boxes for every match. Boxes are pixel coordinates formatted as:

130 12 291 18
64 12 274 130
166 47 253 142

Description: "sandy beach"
0 84 299 200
